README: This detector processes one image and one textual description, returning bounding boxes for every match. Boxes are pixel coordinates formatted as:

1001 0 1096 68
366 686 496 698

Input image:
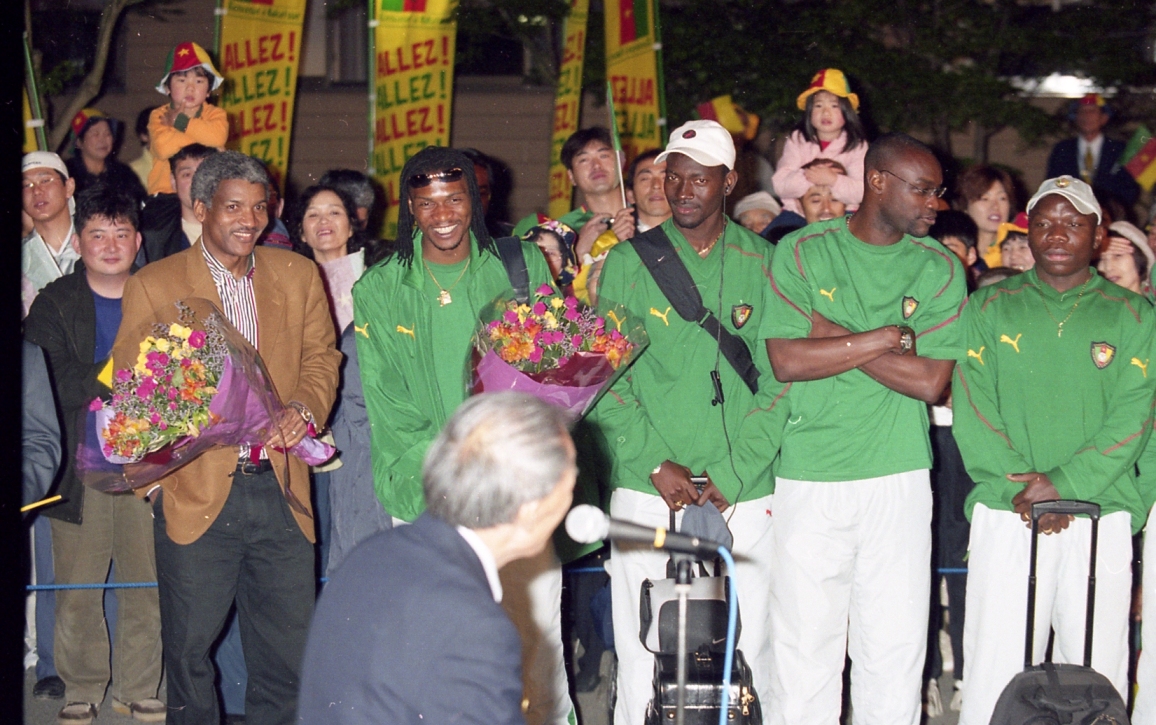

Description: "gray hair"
190 151 269 208
318 169 376 211
423 393 573 529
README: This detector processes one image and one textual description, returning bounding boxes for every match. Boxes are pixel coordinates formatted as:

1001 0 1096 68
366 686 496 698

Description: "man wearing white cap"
762 133 966 725
591 118 777 724
953 175 1156 725
22 152 78 317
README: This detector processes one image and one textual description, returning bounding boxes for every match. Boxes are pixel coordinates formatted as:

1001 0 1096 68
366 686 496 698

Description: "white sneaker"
925 678 944 718
950 679 964 711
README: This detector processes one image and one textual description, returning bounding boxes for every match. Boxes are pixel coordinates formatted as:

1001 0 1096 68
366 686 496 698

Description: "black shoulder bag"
629 227 759 395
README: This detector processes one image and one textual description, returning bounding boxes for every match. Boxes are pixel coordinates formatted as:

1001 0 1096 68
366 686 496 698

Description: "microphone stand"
674 557 693 725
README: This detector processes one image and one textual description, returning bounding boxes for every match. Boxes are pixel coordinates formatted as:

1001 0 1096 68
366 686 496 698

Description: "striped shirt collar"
201 239 255 283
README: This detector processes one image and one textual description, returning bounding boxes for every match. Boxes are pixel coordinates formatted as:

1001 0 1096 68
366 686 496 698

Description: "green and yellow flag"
371 0 457 239
603 0 665 164
217 0 309 187
547 0 591 219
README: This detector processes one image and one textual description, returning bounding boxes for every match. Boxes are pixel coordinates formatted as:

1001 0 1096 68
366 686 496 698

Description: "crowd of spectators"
20 54 1156 725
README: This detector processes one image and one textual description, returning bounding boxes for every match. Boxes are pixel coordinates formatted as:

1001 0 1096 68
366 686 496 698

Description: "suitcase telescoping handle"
1024 500 1101 670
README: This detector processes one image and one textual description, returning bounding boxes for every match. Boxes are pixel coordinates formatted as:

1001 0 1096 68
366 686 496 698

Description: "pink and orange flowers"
471 285 646 417
95 311 227 461
482 284 635 374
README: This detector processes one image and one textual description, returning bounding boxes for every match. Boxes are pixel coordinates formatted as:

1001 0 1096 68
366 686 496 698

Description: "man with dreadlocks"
351 146 574 725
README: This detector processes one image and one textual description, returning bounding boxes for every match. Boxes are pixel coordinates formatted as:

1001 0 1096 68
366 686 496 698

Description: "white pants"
959 504 1132 725
609 488 774 725
768 471 932 725
392 517 574 725
1135 505 1156 725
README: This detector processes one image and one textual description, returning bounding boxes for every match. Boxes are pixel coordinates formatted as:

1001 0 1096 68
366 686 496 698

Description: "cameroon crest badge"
1091 342 1116 369
732 304 753 329
902 296 918 319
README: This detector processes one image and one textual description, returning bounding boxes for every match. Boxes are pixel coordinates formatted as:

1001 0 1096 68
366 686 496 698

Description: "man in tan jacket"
112 151 340 725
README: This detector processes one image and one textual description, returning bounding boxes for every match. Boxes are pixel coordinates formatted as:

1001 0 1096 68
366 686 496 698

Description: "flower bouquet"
470 284 647 417
78 298 333 507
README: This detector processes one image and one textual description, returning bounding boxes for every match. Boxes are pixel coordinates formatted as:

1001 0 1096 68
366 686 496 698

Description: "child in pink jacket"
772 68 869 216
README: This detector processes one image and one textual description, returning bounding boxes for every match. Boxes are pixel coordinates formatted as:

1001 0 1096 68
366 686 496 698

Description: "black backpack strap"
493 236 530 304
630 227 759 395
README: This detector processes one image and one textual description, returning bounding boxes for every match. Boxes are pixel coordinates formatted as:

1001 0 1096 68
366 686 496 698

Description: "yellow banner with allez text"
603 0 664 165
371 0 457 239
547 0 590 220
217 0 308 188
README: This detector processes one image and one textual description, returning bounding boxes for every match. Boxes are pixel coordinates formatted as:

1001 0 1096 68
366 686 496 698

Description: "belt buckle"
238 460 262 475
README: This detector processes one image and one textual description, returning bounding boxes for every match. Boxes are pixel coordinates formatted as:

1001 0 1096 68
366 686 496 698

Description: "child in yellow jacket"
147 42 228 195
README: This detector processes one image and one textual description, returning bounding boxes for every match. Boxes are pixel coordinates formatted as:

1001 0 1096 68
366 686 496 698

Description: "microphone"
565 504 723 559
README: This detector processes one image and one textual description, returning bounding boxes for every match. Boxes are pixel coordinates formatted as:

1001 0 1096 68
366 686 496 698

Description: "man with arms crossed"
953 177 1155 725
762 133 966 725
592 120 776 724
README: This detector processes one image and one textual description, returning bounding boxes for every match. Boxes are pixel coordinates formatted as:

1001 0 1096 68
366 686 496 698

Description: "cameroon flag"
1123 125 1156 192
382 0 426 10
618 0 648 45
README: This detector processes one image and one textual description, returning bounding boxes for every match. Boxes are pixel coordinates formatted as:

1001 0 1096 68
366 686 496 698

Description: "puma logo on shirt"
999 333 1022 353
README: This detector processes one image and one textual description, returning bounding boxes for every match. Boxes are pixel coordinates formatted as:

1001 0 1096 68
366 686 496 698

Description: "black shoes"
33 675 65 699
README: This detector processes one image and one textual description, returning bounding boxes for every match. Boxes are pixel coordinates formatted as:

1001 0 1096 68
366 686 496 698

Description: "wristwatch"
288 401 314 425
897 326 915 354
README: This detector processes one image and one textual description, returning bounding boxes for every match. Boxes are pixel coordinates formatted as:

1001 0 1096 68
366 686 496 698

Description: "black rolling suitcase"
987 500 1129 725
640 510 761 725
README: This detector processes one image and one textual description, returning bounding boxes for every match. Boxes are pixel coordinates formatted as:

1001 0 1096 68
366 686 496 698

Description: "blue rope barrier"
28 568 966 592
27 576 330 592
27 582 157 591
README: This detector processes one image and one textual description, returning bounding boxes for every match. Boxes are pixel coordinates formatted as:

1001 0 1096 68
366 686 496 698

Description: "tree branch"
47 0 147 151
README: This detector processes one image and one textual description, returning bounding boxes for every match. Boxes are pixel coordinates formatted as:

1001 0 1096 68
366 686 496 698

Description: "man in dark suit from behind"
296 392 578 725
1046 93 1140 208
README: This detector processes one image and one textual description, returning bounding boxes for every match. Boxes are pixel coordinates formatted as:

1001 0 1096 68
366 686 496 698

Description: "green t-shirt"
760 217 967 482
424 258 476 419
953 267 1156 532
589 218 776 504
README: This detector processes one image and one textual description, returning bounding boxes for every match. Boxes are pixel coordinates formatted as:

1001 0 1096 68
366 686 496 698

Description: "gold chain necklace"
1038 276 1091 337
696 219 727 258
423 257 471 306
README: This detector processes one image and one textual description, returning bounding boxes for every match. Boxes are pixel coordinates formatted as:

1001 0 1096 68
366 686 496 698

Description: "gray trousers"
51 491 162 705
153 467 314 725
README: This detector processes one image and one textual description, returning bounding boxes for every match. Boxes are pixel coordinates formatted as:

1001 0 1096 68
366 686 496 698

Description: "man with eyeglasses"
22 152 80 317
760 132 966 725
352 146 575 725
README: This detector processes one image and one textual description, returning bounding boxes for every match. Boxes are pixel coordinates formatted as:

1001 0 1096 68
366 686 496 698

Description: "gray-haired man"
112 150 341 725
297 392 577 724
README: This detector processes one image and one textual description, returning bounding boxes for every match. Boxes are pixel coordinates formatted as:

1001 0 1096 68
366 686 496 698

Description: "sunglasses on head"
407 167 464 188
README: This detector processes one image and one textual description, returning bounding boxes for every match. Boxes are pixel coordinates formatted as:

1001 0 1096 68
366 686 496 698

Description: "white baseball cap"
1027 175 1102 225
22 151 69 180
655 120 736 170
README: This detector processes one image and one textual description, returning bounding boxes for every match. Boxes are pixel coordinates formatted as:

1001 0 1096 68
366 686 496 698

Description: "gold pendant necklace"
1038 276 1091 338
697 219 727 258
423 257 471 306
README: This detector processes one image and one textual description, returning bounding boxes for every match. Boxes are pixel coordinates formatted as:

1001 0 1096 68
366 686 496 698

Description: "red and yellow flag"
547 0 590 219
371 0 457 239
603 0 664 165
217 0 308 187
